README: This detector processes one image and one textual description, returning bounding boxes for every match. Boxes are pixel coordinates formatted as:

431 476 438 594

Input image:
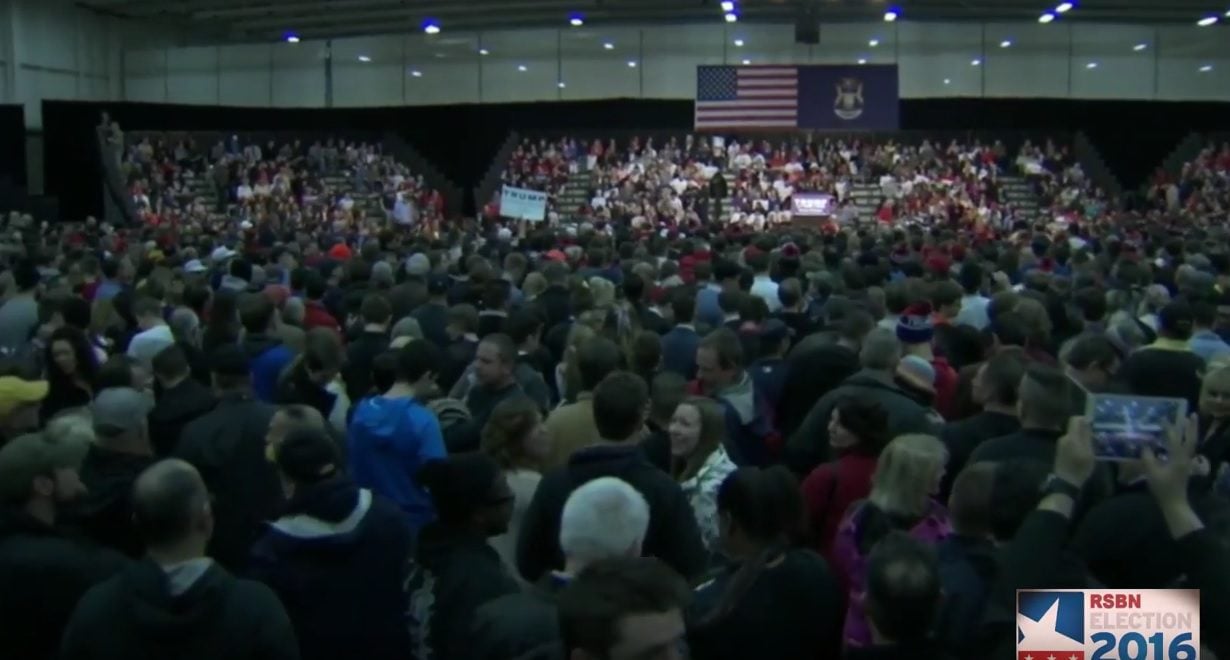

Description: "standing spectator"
939 350 1024 497
747 249 780 313
201 288 240 355
439 303 479 392
517 371 707 583
275 329 348 430
250 427 412 660
0 433 126 660
0 375 48 445
0 260 41 355
556 557 690 660
669 396 737 552
72 388 155 558
404 453 520 659
59 459 298 660
831 434 951 648
1120 300 1206 409
778 311 873 440
460 334 526 450
849 533 946 660
897 303 959 420
800 398 890 557
302 272 342 336
689 466 843 660
661 289 701 379
126 296 175 367
42 327 98 422
148 345 217 457
173 346 280 572
954 261 990 330
470 477 650 659
412 274 452 349
347 340 445 532
544 337 622 468
239 293 295 403
695 329 776 467
343 294 391 403
481 395 551 582
1190 298 1230 363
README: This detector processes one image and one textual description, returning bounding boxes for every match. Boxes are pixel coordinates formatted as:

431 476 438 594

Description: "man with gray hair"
786 328 938 474
470 477 650 659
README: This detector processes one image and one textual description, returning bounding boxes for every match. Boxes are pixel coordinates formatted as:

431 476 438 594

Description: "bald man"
60 459 299 660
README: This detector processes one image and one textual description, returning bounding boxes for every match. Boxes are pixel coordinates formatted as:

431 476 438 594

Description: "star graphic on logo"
1018 598 1084 651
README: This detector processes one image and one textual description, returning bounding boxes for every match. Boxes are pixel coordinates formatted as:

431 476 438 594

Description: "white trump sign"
500 185 548 222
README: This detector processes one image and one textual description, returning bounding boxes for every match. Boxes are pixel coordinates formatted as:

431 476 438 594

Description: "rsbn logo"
1017 589 1200 660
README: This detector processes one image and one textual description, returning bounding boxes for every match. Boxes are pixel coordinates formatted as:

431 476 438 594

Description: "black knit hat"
417 453 503 523
275 428 338 485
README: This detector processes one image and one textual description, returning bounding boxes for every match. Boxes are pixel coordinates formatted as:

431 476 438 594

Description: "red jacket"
303 300 342 335
931 355 959 421
801 453 878 559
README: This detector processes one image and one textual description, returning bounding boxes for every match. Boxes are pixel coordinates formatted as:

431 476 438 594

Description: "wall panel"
218 44 272 106
271 40 325 107
982 23 1068 98
167 46 218 105
560 26 641 100
332 35 402 107
479 29 558 103
405 33 480 105
641 24 724 99
1070 24 1156 99
1156 26 1229 101
898 22 982 98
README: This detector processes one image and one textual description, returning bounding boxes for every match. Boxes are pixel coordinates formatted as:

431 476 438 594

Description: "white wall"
123 21 1230 107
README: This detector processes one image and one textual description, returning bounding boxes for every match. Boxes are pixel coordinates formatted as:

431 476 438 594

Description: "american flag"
694 65 799 130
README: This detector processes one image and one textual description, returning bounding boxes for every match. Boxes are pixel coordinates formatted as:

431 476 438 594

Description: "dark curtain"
0 104 27 211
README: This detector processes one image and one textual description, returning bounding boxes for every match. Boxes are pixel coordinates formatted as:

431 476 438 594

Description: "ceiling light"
883 8 899 22
479 48 490 55
725 12 738 22
603 42 614 49
1000 40 1012 48
517 64 527 72
1200 64 1214 72
422 19 440 34
284 34 300 43
857 58 867 64
1039 12 1055 23
971 58 981 66
733 39 744 47
358 55 371 62
1086 62 1098 69
558 81 566 88
1055 2 1074 13
869 39 880 47
1197 16 1218 26
627 60 637 68
1226 9 1230 17
1133 43 1147 51
720 1 735 11
569 13 584 26
741 59 750 65
410 70 422 77
943 78 951 85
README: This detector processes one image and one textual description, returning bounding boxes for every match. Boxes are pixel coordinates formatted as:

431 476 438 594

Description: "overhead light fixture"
857 58 867 65
1000 40 1012 48
569 13 584 26
284 34 300 43
733 39 744 47
971 58 982 66
1133 43 1147 51
1086 62 1098 69
1226 9 1230 17
558 81 567 88
869 39 880 47
720 1 735 11
603 42 614 49
725 12 738 22
1200 64 1214 72
883 7 899 22
741 59 750 65
943 78 951 85
627 60 637 68
1197 15 1218 26
410 70 422 77
1039 12 1055 23
479 48 490 55
517 64 527 71
358 55 372 62
422 19 440 34
1055 2 1074 13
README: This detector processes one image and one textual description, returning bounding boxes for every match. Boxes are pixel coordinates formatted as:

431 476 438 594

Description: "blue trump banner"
797 64 899 131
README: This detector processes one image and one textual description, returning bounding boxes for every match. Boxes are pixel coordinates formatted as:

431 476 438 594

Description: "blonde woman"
830 434 950 648
669 396 737 552
1198 365 1230 487
481 395 550 582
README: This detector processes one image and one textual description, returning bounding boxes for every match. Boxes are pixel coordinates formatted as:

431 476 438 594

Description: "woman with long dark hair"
688 466 843 660
670 396 737 553
42 326 99 421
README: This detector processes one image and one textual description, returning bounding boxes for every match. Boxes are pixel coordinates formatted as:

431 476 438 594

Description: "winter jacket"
801 453 878 557
516 443 707 583
148 377 217 457
69 445 155 557
249 478 413 660
346 395 446 532
934 535 1000 658
242 333 295 403
710 371 779 467
470 574 570 660
680 446 738 553
60 558 298 660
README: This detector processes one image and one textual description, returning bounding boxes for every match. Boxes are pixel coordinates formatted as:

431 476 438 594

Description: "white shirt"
127 324 175 366
955 294 991 330
751 274 781 313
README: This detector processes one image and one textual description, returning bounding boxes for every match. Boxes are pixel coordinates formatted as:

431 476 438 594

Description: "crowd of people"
2 125 1230 660
119 131 446 237
1149 141 1230 220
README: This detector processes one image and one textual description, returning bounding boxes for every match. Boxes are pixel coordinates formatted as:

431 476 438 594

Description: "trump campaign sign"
791 192 835 217
499 185 548 222
1017 589 1199 660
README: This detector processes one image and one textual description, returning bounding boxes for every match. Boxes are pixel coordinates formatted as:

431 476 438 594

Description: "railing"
472 131 520 215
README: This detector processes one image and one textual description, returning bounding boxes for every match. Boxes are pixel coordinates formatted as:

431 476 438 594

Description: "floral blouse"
680 446 739 552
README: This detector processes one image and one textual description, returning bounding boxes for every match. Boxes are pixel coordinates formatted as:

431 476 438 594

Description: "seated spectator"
517 371 706 583
470 476 650 660
239 293 295 403
60 459 297 660
72 388 155 558
0 432 126 660
405 453 520 659
148 345 217 457
689 466 843 660
831 433 951 648
556 557 690 660
669 396 737 553
250 427 412 660
347 340 445 533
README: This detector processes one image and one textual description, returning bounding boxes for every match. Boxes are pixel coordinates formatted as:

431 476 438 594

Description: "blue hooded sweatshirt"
242 334 295 403
347 395 446 532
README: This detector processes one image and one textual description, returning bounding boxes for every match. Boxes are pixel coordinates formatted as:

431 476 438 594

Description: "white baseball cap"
183 259 207 274
210 246 237 262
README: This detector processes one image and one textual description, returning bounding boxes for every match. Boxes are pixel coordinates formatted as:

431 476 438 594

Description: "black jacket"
275 363 338 422
0 509 127 660
534 285 572 334
412 300 451 349
149 377 217 457
441 337 478 393
405 525 521 660
249 477 413 660
934 535 999 659
517 444 707 582
342 330 389 403
174 391 281 572
69 445 156 557
938 411 1020 498
470 574 570 660
60 558 298 660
